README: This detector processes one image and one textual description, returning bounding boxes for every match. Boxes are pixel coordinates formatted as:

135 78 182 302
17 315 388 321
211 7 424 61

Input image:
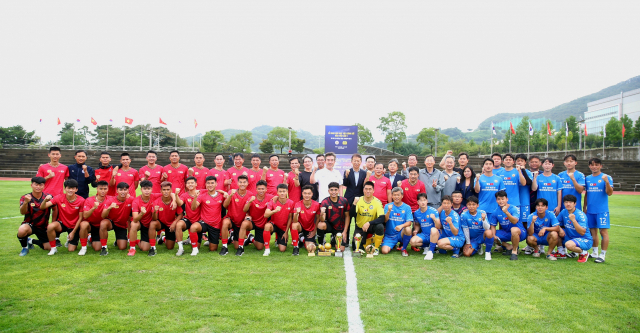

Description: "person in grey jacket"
441 155 460 198
418 155 445 208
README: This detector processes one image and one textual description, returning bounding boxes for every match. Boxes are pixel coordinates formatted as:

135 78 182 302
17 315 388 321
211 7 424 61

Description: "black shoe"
56 239 62 248
148 248 156 257
292 247 300 256
594 257 605 263
235 247 244 256
510 253 518 260
502 250 511 256
228 230 235 242
100 248 108 256
157 236 164 245
219 247 229 256
244 234 254 247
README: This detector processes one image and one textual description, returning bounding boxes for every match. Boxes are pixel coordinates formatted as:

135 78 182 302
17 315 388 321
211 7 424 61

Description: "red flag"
125 117 133 125
91 117 97 125
57 118 61 125
159 118 167 125
584 124 587 136
622 124 626 137
194 119 198 128
510 122 515 134
547 122 551 136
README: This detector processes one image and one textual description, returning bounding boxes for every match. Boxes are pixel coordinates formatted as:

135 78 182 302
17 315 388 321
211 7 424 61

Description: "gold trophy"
365 245 375 258
318 242 331 257
307 243 316 257
353 233 362 257
335 233 343 257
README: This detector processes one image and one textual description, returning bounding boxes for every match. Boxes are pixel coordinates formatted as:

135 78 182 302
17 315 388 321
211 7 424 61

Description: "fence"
0 144 200 152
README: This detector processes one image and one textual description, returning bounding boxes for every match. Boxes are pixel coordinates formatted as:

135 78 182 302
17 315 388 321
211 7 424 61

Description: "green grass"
1 180 639 332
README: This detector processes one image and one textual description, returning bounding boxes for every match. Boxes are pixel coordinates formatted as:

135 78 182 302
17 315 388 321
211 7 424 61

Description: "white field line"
343 249 365 333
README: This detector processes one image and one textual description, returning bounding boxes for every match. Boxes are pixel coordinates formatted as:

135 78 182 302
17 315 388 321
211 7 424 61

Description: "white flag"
528 122 533 136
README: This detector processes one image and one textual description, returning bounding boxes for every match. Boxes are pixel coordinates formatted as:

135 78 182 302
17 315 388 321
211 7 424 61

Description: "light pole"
434 128 440 157
288 127 292 154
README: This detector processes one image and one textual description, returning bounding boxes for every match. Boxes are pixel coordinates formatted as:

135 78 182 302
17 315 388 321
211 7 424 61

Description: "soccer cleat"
56 239 62 248
148 248 156 257
203 241 210 246
78 247 87 256
524 246 534 255
100 248 108 256
48 247 58 256
546 254 557 261
27 238 34 250
502 250 511 256
236 247 244 256
484 252 492 261
589 252 599 259
422 247 429 254
566 252 577 258
578 253 589 263
401 250 408 257
594 256 605 263
176 248 184 256
127 248 136 256
478 244 485 255
292 247 300 256
412 246 421 252
493 245 503 253
244 234 255 246
157 235 165 245
556 253 567 259
373 248 379 256
263 248 271 256
19 248 29 256
451 253 459 258
532 251 541 258
510 253 518 260
330 235 336 247
228 229 235 242
182 240 191 245
219 247 229 256
191 247 199 256
424 251 433 260
395 242 402 251
539 246 545 254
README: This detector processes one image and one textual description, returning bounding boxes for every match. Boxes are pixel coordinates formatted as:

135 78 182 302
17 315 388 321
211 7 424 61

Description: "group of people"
17 147 613 263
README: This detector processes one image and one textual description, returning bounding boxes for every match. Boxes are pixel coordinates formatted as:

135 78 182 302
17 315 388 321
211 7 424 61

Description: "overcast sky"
1 1 638 143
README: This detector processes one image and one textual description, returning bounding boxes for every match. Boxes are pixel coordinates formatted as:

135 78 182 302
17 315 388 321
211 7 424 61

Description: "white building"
585 88 640 135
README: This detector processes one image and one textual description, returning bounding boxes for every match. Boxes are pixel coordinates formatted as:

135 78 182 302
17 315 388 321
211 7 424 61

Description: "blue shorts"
587 212 610 229
469 234 484 251
534 233 550 246
444 236 465 249
415 232 431 245
496 227 526 243
519 205 530 223
381 232 402 248
565 237 593 251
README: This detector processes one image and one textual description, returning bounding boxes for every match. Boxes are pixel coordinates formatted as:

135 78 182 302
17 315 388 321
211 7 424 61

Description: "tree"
395 142 422 156
377 111 407 153
354 123 374 153
291 138 306 153
267 127 296 153
566 115 579 147
201 130 225 152
416 127 448 155
621 114 634 146
58 123 90 146
633 118 640 144
604 117 621 146
443 139 468 155
0 125 38 144
513 116 531 151
259 140 274 154
227 131 254 152
92 124 124 147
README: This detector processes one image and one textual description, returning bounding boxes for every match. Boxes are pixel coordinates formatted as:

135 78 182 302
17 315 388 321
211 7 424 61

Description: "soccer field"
1 181 639 332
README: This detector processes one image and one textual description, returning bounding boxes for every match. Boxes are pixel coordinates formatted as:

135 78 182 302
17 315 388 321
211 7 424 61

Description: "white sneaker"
78 247 87 256
494 245 503 252
539 245 545 254
263 248 271 256
191 247 199 256
176 249 184 256
524 246 534 255
423 247 429 254
485 252 492 261
203 241 209 246
424 251 433 260
48 247 57 256
479 244 485 255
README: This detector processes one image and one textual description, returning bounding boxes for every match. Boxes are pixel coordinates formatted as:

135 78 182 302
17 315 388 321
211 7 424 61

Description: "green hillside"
184 126 324 152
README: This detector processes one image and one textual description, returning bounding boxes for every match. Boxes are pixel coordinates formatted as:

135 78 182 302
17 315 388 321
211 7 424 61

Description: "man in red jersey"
287 157 302 202
36 146 69 198
244 180 274 256
110 153 139 197
262 154 287 196
189 176 225 256
222 175 254 256
208 154 232 191
264 184 294 254
128 180 168 256
93 151 116 197
78 181 109 256
100 182 135 255
151 182 184 256
139 150 163 193
292 185 321 255
401 167 426 212
189 152 209 190
227 153 251 190
245 154 263 193
17 177 53 256
42 179 84 255
161 150 189 193
175 177 202 246
318 182 351 251
367 162 392 205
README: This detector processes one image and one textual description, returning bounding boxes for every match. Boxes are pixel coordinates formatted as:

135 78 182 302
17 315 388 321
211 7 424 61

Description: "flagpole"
546 125 549 157
123 126 126 151
140 128 143 152
175 132 177 150
106 125 109 151
72 124 75 150
602 130 605 159
565 122 568 155
509 129 511 153
527 133 530 158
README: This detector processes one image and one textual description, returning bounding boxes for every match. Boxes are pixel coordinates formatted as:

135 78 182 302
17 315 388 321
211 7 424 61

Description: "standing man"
162 150 189 193
366 162 392 206
299 156 319 201
558 154 585 210
439 151 469 173
400 167 426 212
36 146 69 198
364 156 376 174
584 158 613 263
419 155 445 209
342 153 366 248
384 159 406 188
67 150 95 199
500 153 526 208
286 157 302 201
262 154 286 196
208 154 232 193
491 153 505 176
93 151 116 197
315 154 326 171
139 150 163 193
531 157 562 215
189 152 209 190
246 154 263 194
528 155 542 213
310 152 342 202
441 155 460 198
17 177 52 256
474 158 505 223
227 153 251 190
401 154 419 178
515 154 535 254
110 153 139 197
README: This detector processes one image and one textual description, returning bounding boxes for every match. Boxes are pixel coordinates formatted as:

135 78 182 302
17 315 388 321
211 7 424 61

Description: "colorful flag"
194 119 198 128
39 119 42 123
603 125 606 138
57 118 61 125
491 122 496 135
76 119 81 123
91 117 97 125
125 117 133 125
159 118 167 125
547 122 551 136
565 122 569 137
510 122 515 135
109 119 113 122
528 122 533 136
622 124 626 138
584 123 587 136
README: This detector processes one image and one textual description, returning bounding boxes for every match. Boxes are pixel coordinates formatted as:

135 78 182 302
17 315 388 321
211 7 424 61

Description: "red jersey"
248 194 275 228
36 163 69 197
227 166 251 190
83 195 108 227
401 179 426 212
179 192 201 222
225 190 255 226
208 168 230 192
294 200 320 231
139 165 163 193
370 175 392 205
196 192 224 228
132 193 163 227
94 165 116 196
266 199 294 230
163 164 189 193
51 194 84 228
153 197 183 225
265 169 285 196
287 171 302 202
113 168 139 196
191 166 210 190
20 193 52 229
246 169 262 193
103 196 134 228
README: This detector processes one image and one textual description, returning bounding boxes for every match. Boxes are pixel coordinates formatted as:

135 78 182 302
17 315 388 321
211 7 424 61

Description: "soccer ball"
324 243 331 250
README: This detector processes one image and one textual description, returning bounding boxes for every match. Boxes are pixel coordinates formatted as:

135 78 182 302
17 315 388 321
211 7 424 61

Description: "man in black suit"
342 153 368 250
384 158 406 189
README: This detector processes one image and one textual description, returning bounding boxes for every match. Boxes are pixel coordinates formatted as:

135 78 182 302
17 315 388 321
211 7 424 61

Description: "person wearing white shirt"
310 152 343 201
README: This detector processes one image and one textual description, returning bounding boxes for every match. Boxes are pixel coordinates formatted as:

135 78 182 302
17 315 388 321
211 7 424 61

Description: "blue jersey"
558 170 585 210
493 167 505 176
384 202 413 237
585 173 613 214
413 207 439 230
518 169 533 206
460 210 486 239
439 209 461 238
557 209 592 240
477 174 505 214
527 210 559 234
535 173 562 210
490 205 522 230
500 168 521 206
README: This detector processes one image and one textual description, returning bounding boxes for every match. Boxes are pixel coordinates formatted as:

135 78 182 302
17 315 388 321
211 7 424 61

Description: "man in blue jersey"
460 196 493 260
531 157 562 215
491 153 505 176
583 158 613 263
558 194 592 263
409 193 441 260
500 154 526 208
490 190 523 260
436 196 464 258
515 154 536 254
381 187 413 256
526 198 559 261
474 158 505 223
558 154 585 211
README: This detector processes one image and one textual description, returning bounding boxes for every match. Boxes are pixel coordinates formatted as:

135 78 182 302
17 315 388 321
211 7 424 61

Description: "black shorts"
253 227 267 244
139 224 161 243
182 218 194 230
274 225 287 246
301 228 317 244
54 221 80 246
21 222 48 244
198 222 221 245
231 224 241 241
109 221 129 241
161 223 176 242
90 225 101 242
323 223 348 246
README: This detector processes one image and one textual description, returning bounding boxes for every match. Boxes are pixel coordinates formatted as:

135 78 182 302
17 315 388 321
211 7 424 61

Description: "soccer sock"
429 242 437 252
592 247 599 256
156 230 162 237
373 235 383 249
453 248 460 255
31 238 44 249
601 250 607 258
402 235 411 251
161 236 166 242
149 238 156 248
239 239 245 248
80 238 88 247
291 229 299 248
18 235 28 248
100 238 107 249
49 240 56 249
364 236 373 249
189 232 198 247
317 231 326 245
484 237 493 252
581 250 588 255
222 238 228 248
263 230 271 249
178 241 184 250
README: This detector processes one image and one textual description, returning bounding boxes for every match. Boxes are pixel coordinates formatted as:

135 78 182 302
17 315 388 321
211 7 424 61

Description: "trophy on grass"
307 243 316 257
335 233 343 257
318 242 332 256
353 233 362 257
365 245 375 259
